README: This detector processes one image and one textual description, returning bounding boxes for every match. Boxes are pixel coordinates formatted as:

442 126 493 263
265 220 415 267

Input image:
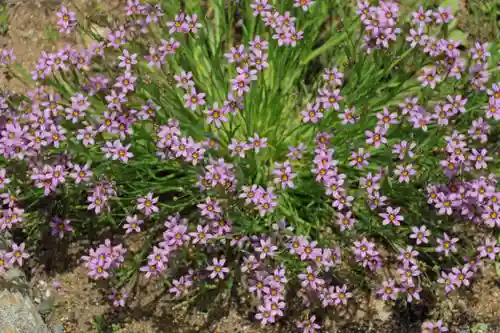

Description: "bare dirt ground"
1 1 500 332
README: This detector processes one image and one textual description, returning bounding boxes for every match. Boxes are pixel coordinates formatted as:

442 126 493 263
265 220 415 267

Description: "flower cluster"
82 239 127 280
0 0 497 332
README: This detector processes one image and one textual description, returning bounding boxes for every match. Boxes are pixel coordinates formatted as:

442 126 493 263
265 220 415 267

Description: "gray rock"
0 233 51 333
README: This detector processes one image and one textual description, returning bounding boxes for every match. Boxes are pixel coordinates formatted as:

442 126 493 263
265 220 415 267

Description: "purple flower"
197 197 222 219
254 238 278 259
468 148 492 170
318 88 343 111
452 265 474 287
76 125 97 146
353 238 375 259
301 103 324 123
205 103 228 128
379 206 404 226
471 42 491 61
174 70 194 90
365 126 387 148
468 117 489 143
434 6 454 24
392 141 416 161
0 48 15 65
8 242 29 266
56 6 77 33
137 192 159 216
438 271 457 293
114 71 137 94
249 35 269 52
412 6 433 26
140 263 162 279
0 250 12 274
434 192 456 215
397 246 419 265
422 320 448 333
147 246 169 269
101 140 134 163
169 276 192 298
164 224 189 248
397 262 422 284
189 224 213 245
118 49 138 71
477 237 500 260
409 225 430 245
439 39 461 58
436 233 458 256
224 44 246 64
299 266 324 290
332 284 353 305
248 133 267 152
376 107 399 128
402 283 422 303
185 14 202 34
0 168 11 189
250 0 272 16
207 258 229 280
123 215 144 234
108 288 128 307
272 161 296 189
255 302 275 325
50 217 73 239
287 143 307 160
105 90 127 110
294 0 315 11
337 210 356 232
124 0 144 16
349 148 370 169
167 12 188 34
184 87 206 111
107 29 127 49
296 315 321 333
229 139 250 158
273 27 292 46
331 192 354 211
231 75 251 96
394 164 416 183
418 66 441 89
376 279 399 301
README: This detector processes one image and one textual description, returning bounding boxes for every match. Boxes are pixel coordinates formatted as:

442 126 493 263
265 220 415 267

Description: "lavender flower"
296 315 321 333
8 242 29 266
379 206 404 226
56 6 77 33
50 217 73 239
137 192 159 216
409 225 430 244
477 237 500 260
123 215 144 234
108 288 128 307
436 233 458 256
422 320 448 333
207 258 229 279
376 279 399 301
294 0 315 11
184 87 206 111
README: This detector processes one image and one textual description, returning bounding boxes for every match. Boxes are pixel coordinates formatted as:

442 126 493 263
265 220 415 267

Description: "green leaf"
441 0 460 13
448 29 469 46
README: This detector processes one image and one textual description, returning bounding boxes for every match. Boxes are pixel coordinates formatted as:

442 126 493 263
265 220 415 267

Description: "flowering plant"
0 0 499 331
